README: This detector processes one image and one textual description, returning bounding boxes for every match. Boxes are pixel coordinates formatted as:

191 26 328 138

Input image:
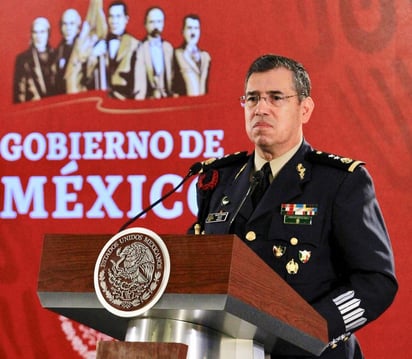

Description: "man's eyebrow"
267 90 285 95
246 90 284 95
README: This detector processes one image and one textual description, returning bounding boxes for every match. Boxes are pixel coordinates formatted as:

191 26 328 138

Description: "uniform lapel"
142 41 155 86
203 158 252 234
31 47 47 96
183 49 200 74
163 41 173 92
228 158 256 223
116 35 128 63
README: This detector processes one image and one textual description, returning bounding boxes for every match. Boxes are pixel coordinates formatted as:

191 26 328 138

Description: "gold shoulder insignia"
201 151 249 173
306 150 365 172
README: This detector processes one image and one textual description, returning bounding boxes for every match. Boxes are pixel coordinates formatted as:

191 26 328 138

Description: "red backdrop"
1 0 410 357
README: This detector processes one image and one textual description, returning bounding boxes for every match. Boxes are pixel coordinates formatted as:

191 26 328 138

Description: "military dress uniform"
189 140 397 359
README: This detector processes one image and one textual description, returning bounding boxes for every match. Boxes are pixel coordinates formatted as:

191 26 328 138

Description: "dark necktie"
107 33 122 41
252 162 271 207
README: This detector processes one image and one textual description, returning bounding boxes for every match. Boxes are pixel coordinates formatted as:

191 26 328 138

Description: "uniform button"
290 237 299 246
330 343 338 349
245 231 256 241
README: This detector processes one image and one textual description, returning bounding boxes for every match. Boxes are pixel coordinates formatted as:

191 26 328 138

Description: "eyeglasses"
240 93 300 108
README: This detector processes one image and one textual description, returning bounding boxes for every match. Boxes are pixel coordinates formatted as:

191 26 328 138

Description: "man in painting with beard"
13 17 55 103
135 7 174 99
173 14 211 96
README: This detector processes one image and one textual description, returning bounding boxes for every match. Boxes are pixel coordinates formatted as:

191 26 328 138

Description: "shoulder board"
305 150 365 172
201 151 249 172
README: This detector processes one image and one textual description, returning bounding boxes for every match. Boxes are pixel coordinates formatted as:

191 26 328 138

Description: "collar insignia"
296 163 306 180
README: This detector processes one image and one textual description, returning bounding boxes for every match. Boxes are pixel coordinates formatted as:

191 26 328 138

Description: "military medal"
286 259 299 274
299 250 311 263
281 203 318 225
273 245 286 258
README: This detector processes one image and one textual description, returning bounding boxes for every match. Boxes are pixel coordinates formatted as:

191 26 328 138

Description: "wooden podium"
37 233 328 358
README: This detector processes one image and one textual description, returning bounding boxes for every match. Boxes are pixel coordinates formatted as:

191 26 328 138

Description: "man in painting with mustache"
173 14 211 97
135 7 174 99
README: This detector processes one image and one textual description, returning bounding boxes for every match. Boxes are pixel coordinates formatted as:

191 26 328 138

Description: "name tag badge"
205 211 229 223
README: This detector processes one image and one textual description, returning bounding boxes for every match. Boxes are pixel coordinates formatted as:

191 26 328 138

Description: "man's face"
61 11 80 43
183 18 200 46
244 67 313 156
145 8 164 37
108 4 128 36
31 21 49 51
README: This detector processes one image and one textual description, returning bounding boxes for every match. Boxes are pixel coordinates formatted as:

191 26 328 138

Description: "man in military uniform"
189 54 397 358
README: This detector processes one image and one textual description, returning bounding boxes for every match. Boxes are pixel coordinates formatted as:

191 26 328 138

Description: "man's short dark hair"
182 14 201 29
108 1 128 16
245 54 311 100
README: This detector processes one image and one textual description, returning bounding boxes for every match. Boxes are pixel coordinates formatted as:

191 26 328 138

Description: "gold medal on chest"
286 259 299 275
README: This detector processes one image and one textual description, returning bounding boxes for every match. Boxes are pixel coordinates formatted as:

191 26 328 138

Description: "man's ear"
301 96 314 124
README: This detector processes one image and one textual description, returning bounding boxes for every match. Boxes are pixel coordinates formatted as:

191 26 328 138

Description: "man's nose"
254 97 270 115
